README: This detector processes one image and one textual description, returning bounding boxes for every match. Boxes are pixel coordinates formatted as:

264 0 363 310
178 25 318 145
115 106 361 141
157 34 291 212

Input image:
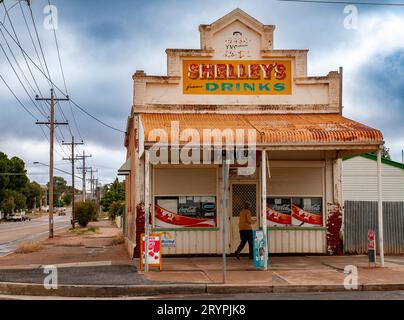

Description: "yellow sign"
183 60 292 95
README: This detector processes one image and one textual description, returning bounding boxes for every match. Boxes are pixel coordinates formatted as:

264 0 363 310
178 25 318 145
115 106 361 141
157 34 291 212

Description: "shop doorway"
230 183 259 253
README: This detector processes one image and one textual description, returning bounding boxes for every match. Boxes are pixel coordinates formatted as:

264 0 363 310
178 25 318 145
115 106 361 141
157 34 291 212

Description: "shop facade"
122 9 384 258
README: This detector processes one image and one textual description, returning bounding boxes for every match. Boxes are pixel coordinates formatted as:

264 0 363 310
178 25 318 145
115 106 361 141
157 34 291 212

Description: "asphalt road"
159 291 404 300
2 291 404 300
0 212 72 257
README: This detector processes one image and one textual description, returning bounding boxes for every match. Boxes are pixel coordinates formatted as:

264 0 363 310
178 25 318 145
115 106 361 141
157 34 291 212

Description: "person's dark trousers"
236 230 253 259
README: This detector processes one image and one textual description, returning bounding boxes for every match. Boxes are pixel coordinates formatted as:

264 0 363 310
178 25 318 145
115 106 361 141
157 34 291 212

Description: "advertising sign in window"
267 198 292 227
155 196 217 229
291 198 323 227
267 197 323 227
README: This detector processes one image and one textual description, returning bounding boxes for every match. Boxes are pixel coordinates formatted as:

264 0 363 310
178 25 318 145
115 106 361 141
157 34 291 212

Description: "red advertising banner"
292 204 323 227
291 198 323 227
155 205 216 228
267 198 292 226
267 198 323 227
267 208 292 226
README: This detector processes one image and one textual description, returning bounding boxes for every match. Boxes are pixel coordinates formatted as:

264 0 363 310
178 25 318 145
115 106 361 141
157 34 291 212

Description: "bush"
15 242 43 254
75 201 99 227
109 200 123 220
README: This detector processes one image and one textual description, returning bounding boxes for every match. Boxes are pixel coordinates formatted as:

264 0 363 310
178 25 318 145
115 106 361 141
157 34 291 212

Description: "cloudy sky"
0 0 404 187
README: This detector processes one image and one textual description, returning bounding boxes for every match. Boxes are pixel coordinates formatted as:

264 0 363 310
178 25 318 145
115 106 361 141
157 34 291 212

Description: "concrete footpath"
1 221 404 297
1 255 404 297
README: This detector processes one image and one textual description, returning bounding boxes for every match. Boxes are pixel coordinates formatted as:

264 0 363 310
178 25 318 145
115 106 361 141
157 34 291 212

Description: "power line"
27 2 53 89
278 0 404 6
0 73 37 120
47 0 78 140
0 1 86 162
0 29 47 118
0 72 66 159
2 1 45 101
18 1 47 88
0 19 126 134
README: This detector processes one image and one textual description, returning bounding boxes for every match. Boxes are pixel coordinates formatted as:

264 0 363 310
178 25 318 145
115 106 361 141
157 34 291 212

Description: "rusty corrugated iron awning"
139 113 383 146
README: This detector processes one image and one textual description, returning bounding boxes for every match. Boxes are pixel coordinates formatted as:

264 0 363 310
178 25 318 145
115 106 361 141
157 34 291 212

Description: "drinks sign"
183 60 292 95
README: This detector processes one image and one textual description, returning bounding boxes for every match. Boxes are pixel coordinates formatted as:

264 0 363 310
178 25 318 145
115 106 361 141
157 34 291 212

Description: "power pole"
77 151 92 202
95 178 99 201
36 88 69 238
63 136 84 228
87 168 98 199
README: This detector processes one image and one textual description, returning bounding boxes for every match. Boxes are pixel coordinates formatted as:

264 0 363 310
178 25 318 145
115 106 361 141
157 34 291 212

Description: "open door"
230 183 258 253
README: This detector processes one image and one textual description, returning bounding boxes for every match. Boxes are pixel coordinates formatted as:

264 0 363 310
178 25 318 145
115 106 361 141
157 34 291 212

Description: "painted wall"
132 9 341 113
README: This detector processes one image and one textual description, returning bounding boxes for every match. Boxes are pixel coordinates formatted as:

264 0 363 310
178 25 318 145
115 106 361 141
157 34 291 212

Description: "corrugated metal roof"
140 113 383 146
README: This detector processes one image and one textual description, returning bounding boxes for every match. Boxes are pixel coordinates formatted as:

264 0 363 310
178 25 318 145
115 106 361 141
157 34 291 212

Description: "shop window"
267 197 323 227
155 196 217 229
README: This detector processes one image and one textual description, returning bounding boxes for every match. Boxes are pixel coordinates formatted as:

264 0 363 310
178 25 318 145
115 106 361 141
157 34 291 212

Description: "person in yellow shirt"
235 201 255 260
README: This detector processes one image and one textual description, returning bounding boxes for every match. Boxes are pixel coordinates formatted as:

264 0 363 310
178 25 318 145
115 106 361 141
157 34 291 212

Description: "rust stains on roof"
139 113 383 146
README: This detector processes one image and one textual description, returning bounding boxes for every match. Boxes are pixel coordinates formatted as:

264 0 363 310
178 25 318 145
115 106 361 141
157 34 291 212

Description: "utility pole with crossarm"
63 136 84 228
76 151 92 202
36 88 69 238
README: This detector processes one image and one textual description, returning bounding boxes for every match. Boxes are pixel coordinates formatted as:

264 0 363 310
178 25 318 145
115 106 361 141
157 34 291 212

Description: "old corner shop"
121 9 384 259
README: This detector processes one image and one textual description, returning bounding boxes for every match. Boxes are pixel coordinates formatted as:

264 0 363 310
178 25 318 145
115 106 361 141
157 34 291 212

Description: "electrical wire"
0 73 38 120
0 19 126 134
2 1 45 101
0 29 47 118
278 0 404 6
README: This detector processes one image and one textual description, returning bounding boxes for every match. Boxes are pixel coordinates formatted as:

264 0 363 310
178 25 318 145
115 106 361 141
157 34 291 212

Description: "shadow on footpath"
0 265 154 286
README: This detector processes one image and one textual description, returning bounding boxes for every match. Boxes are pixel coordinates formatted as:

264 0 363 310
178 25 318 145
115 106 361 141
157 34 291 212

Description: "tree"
109 200 124 220
1 197 15 214
0 190 26 213
24 181 43 210
63 193 72 206
371 146 391 160
47 176 68 206
0 152 10 190
7 156 28 191
100 178 125 213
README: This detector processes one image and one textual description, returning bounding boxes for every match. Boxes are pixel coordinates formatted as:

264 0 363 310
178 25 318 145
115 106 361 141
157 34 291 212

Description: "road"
0 211 72 257
157 290 404 300
1 290 404 300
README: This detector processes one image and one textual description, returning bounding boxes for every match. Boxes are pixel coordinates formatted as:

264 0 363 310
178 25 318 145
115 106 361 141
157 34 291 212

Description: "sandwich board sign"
140 233 162 271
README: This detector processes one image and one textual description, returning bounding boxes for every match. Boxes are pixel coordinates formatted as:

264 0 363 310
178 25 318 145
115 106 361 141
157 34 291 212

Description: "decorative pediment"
199 8 275 58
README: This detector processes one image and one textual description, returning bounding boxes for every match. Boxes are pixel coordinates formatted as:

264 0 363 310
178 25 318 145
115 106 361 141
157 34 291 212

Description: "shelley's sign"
183 60 292 95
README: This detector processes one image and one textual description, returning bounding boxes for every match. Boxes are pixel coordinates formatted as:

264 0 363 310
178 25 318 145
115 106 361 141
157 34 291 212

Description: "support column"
377 149 385 267
144 149 151 272
221 160 230 283
325 151 343 255
262 150 268 270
